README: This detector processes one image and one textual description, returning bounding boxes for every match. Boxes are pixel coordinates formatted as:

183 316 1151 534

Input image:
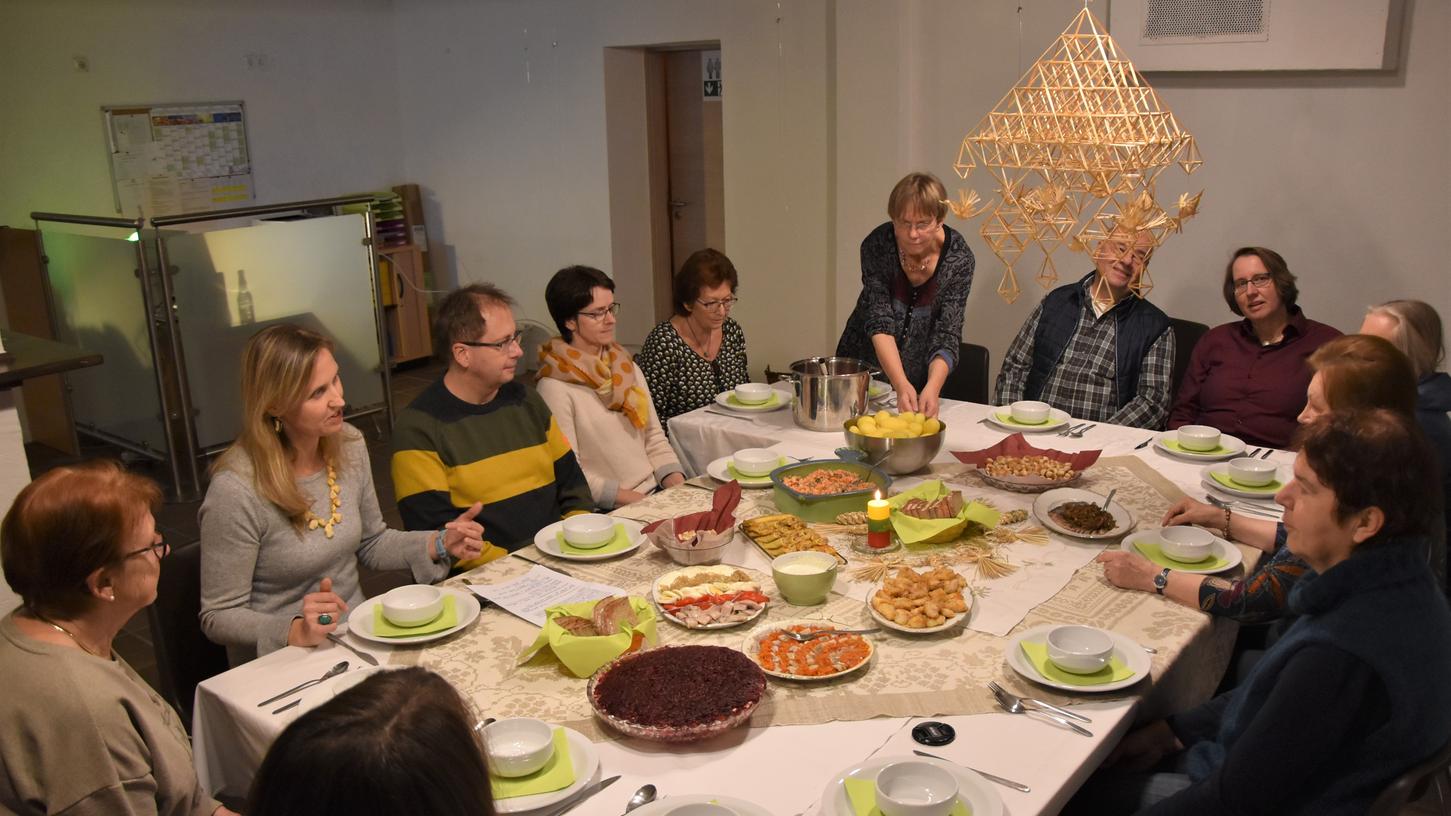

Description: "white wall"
0 0 404 228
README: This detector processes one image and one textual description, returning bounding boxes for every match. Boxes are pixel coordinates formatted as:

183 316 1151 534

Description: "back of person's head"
1306 334 1417 416
1366 299 1445 380
672 249 738 317
545 265 614 341
1 461 160 619
886 172 948 222
433 283 516 362
1296 409 1440 543
248 667 495 816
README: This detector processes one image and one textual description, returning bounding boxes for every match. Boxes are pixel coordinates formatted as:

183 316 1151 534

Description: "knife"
326 632 379 667
912 750 1031 793
537 774 620 816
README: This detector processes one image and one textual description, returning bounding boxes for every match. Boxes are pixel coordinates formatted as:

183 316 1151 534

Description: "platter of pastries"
651 565 770 630
740 513 847 564
866 566 971 634
741 621 874 681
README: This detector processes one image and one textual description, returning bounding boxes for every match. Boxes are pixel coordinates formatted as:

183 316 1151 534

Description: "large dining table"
193 395 1284 815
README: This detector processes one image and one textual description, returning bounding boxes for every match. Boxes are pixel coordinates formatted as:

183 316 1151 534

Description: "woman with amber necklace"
200 324 485 664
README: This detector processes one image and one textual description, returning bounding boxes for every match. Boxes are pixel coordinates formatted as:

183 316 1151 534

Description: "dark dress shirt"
1168 308 1340 448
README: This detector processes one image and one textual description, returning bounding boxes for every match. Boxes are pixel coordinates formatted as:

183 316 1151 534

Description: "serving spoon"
781 627 880 642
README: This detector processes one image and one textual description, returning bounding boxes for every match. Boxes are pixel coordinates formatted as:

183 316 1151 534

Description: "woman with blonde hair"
835 171 976 417
200 325 485 663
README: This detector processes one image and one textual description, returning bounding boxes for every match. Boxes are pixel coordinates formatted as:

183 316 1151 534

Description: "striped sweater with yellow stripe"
391 378 593 571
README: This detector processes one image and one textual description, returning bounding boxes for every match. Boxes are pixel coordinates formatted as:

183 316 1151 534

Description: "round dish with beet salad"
588 645 766 743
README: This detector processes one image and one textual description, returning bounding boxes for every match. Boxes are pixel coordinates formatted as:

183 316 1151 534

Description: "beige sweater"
535 377 682 509
0 614 220 816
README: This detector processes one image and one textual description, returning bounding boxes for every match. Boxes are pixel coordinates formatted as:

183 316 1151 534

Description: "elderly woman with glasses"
537 266 684 508
636 248 749 428
1168 247 1340 449
835 171 976 418
0 462 237 816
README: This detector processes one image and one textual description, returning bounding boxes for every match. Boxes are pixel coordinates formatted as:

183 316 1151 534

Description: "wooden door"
0 227 78 454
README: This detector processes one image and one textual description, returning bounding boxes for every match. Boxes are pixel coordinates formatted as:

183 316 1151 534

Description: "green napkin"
517 597 659 677
1019 639 1133 686
887 481 1001 547
1133 538 1230 570
726 392 779 409
555 524 634 556
993 410 1050 427
1161 438 1232 455
370 594 457 638
727 458 784 482
489 728 576 799
1208 470 1281 493
843 777 970 816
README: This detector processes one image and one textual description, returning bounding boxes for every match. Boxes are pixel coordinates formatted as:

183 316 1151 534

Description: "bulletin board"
103 101 255 218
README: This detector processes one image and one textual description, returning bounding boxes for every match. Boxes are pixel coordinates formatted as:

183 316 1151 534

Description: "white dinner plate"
1199 462 1289 499
1153 432 1247 462
864 575 972 634
741 619 875 682
706 454 789 488
652 564 769 630
1032 487 1136 540
346 585 481 645
1005 623 1152 693
984 407 1072 433
629 795 772 816
533 518 645 562
714 390 790 413
1120 530 1243 575
820 752 1004 816
492 726 602 814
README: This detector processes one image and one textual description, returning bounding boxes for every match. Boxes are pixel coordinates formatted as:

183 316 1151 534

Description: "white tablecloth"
195 399 1288 814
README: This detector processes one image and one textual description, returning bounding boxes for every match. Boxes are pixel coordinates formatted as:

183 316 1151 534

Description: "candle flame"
874 489 882 501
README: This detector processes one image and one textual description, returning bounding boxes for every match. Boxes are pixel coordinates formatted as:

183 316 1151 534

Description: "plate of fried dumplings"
865 565 972 634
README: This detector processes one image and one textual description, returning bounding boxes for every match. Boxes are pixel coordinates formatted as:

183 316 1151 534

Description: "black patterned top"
835 222 975 390
637 318 749 429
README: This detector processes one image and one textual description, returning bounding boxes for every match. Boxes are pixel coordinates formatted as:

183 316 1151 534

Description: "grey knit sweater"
199 427 446 664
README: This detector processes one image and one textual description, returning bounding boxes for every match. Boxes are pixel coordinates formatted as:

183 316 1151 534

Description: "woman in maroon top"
1168 247 1340 449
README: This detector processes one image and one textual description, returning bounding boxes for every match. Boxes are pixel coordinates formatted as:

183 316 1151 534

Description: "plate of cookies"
865 565 972 634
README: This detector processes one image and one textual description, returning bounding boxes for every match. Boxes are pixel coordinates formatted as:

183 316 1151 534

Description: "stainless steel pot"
786 357 875 432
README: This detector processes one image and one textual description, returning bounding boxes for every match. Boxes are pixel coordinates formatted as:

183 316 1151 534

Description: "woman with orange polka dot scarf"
537 266 685 508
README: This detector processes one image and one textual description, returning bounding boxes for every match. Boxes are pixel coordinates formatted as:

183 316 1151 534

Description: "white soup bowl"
1228 457 1277 487
731 448 780 477
379 585 444 627
1176 425 1221 451
874 760 960 816
1009 400 1052 425
1159 526 1216 562
561 513 615 548
1046 625 1114 675
734 382 774 404
483 717 554 778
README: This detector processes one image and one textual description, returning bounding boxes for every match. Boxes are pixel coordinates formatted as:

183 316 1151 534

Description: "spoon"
256 661 350 707
781 627 881 642
1100 488 1117 510
623 784 657 813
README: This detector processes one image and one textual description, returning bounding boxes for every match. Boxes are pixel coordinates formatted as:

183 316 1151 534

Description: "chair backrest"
1167 318 1210 403
146 539 230 728
1367 734 1451 815
940 342 990 405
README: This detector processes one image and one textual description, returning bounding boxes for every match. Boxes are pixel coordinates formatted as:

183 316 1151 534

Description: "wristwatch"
1153 567 1171 595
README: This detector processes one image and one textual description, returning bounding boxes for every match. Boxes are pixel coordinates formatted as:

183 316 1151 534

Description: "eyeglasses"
578 303 622 321
458 330 524 352
1232 274 1274 294
894 218 939 234
119 540 170 562
695 297 739 312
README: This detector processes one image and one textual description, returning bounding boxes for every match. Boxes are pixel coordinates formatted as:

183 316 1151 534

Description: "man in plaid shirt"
995 229 1176 429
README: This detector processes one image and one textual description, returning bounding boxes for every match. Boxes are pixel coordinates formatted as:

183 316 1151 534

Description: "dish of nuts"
982 455 1077 481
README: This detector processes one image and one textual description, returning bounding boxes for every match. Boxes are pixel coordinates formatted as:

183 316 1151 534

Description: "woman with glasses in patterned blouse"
637 248 750 429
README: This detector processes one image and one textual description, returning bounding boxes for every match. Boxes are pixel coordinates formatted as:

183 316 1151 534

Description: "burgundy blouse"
1168 309 1341 449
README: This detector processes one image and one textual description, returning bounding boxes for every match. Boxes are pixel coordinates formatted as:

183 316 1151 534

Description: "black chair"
146 539 230 728
1167 318 1210 403
1368 736 1451 815
941 342 990 404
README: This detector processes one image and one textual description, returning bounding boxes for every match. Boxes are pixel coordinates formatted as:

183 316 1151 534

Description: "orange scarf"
537 338 651 430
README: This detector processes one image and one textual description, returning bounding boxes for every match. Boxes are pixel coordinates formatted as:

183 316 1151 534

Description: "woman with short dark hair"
1169 246 1340 448
1074 409 1451 814
0 462 235 815
835 171 976 418
248 667 495 816
636 248 750 428
538 266 684 507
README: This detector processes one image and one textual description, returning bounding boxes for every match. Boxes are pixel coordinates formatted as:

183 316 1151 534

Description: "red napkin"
951 433 1102 470
642 480 743 535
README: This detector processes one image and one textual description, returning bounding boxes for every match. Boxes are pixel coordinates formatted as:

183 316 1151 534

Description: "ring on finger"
318 613 334 625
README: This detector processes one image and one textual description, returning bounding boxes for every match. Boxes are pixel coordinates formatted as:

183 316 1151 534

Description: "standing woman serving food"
836 171 975 418
200 325 484 664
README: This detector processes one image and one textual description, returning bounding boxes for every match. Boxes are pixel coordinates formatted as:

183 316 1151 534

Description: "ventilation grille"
1142 0 1268 44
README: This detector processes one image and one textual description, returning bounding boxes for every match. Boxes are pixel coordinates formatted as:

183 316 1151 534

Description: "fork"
990 684 1093 736
1067 424 1097 438
1205 493 1282 519
989 681 1092 724
1057 423 1087 437
781 627 880 642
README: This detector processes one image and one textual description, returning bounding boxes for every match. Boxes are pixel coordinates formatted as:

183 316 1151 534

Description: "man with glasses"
996 225 1177 429
391 284 592 570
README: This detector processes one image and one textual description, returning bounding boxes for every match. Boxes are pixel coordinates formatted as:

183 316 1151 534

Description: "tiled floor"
26 359 447 695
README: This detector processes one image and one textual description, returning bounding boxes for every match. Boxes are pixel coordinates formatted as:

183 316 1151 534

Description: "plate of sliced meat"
652 565 770 630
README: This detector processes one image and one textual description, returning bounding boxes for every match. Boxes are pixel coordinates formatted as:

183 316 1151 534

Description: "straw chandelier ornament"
950 4 1205 304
